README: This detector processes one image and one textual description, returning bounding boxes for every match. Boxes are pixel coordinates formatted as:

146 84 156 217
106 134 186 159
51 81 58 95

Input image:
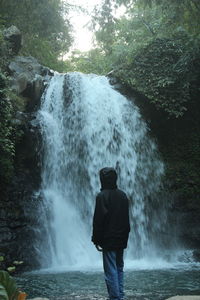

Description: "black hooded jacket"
92 168 130 250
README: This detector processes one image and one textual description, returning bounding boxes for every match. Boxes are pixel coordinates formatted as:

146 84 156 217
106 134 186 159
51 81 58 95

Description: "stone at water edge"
28 298 49 300
165 296 200 300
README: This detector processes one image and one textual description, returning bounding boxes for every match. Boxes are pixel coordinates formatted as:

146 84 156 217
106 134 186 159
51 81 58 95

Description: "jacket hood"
99 167 117 190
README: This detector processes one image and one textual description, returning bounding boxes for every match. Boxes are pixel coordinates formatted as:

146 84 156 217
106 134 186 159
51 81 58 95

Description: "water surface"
16 265 200 300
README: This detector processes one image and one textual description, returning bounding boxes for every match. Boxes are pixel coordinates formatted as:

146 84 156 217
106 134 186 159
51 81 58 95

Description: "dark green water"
15 266 200 300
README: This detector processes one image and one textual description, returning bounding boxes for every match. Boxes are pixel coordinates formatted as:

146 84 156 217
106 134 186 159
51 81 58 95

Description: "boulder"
8 56 53 110
3 25 22 54
9 56 43 78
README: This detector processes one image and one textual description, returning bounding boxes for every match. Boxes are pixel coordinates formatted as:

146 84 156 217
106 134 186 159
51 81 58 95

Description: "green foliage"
21 36 65 71
6 267 16 274
91 0 200 117
115 35 200 117
0 271 19 300
65 49 111 74
0 30 10 70
92 0 117 54
0 72 29 191
0 0 73 70
0 30 3 44
6 92 27 113
0 73 15 186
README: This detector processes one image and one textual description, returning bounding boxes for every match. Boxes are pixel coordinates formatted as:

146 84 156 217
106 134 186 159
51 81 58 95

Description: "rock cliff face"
0 26 53 270
4 113 42 269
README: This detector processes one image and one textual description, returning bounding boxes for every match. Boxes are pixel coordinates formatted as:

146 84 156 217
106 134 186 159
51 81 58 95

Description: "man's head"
99 167 117 190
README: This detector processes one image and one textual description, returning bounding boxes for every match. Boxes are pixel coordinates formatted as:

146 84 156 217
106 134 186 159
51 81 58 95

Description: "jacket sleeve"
92 193 108 245
127 196 131 233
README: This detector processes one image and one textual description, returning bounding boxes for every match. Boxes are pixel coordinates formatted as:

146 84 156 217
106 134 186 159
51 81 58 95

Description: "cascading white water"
37 72 167 270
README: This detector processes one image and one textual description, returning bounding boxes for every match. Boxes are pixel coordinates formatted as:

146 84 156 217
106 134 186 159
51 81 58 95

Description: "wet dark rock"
193 249 200 262
0 229 13 243
172 208 200 249
107 73 123 91
0 99 43 271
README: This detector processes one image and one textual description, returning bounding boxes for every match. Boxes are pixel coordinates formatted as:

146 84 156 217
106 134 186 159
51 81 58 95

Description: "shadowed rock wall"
0 26 53 270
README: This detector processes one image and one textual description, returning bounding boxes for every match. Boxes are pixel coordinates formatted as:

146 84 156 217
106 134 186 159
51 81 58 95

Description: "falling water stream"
36 72 171 270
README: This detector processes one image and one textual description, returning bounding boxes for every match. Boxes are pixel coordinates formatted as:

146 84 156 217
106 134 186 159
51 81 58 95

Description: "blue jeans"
102 250 124 300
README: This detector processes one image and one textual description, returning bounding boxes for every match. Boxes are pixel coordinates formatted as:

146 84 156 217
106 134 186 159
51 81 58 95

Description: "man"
92 167 130 300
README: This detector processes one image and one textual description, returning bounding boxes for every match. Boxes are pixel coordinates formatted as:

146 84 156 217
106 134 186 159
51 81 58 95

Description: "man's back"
92 168 130 250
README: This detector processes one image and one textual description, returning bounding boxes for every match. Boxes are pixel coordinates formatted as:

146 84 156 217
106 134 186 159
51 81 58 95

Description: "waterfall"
37 72 167 270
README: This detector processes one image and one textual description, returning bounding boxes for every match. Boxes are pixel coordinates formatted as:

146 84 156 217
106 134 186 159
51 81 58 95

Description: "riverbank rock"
166 296 200 300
